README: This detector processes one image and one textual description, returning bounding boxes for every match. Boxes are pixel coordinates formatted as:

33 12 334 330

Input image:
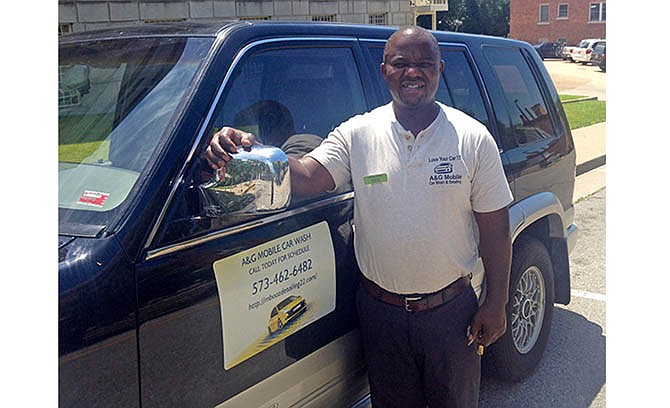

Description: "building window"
59 23 73 36
557 3 568 19
312 14 337 22
369 12 388 26
539 4 549 23
589 2 606 22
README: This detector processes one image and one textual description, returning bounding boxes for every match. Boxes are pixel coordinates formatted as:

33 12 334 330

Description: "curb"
576 155 606 176
562 96 598 104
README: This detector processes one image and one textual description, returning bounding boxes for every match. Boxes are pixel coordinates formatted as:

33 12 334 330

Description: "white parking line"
571 289 606 302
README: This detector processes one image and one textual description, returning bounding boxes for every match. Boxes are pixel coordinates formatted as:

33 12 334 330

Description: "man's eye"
392 63 407 69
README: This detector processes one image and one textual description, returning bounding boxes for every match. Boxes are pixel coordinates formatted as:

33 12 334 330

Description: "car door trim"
146 191 354 260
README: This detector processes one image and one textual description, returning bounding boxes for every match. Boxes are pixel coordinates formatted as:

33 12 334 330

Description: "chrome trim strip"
143 35 358 254
146 191 354 260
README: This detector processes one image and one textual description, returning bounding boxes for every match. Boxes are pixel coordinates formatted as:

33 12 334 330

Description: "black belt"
360 275 470 312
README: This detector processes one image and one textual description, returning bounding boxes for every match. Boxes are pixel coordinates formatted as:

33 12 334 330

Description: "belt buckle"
404 296 422 312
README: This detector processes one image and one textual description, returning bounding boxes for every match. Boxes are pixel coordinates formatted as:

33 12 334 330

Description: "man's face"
381 31 443 111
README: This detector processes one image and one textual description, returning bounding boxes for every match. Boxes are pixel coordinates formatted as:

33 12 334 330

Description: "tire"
483 236 555 382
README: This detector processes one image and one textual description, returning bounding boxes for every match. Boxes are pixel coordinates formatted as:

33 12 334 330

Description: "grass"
560 95 606 129
559 94 584 102
59 112 113 163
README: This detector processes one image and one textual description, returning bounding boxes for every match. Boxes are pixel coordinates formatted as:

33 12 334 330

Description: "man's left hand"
468 300 507 348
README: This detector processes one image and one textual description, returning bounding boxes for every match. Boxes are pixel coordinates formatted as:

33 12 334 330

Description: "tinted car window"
215 46 367 145
440 49 491 132
483 46 558 145
58 37 212 233
155 43 368 246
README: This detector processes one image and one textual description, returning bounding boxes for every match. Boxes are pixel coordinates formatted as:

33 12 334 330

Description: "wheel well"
513 215 571 305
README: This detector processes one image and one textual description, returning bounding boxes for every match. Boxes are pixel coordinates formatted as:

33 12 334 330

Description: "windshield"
59 36 213 235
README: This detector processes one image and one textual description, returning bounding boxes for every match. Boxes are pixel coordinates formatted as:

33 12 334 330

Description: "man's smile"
401 82 425 89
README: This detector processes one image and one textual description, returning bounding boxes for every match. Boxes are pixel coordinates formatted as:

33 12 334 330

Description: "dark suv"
59 21 577 407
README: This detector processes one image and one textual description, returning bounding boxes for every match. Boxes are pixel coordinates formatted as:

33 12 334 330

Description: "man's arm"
287 156 336 197
468 206 512 347
205 127 335 197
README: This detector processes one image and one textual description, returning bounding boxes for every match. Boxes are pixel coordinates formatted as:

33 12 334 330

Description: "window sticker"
213 221 336 369
77 190 110 207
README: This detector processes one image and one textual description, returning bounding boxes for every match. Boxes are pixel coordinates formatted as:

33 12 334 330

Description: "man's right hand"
204 127 256 177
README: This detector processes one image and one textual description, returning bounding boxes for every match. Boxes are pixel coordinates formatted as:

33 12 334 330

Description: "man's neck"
393 102 440 136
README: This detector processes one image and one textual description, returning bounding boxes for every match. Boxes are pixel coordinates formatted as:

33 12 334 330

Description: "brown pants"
356 284 481 407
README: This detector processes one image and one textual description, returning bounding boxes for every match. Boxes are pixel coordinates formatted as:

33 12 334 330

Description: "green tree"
436 0 509 38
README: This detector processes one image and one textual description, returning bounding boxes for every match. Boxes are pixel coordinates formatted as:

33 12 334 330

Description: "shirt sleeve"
470 131 514 213
305 128 352 190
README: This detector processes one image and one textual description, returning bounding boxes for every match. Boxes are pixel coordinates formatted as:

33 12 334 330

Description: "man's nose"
403 65 424 76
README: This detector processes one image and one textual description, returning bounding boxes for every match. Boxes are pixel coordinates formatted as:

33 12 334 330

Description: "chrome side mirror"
198 145 290 218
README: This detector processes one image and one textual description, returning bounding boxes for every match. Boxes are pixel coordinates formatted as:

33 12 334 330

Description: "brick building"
509 0 605 45
58 0 447 34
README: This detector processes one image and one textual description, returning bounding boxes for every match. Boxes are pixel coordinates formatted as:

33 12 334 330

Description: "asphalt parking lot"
542 59 606 101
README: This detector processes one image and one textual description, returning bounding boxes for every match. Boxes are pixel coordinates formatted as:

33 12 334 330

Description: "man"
206 26 513 407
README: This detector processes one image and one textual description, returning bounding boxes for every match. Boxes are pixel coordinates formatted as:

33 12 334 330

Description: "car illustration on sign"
268 295 307 334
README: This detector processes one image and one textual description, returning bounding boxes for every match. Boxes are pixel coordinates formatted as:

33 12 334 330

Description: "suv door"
135 38 373 408
480 45 574 208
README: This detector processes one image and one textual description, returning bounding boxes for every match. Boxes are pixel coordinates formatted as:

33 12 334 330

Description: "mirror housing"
198 145 290 218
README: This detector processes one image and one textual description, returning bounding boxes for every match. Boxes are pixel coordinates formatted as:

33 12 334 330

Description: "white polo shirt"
307 102 513 295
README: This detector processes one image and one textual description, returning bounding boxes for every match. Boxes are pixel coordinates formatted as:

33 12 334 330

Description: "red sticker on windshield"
77 190 110 207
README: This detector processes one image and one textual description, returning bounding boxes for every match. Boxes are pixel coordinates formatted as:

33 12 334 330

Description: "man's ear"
380 62 388 80
439 59 445 73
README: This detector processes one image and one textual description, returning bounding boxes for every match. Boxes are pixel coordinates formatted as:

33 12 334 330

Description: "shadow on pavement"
480 307 605 407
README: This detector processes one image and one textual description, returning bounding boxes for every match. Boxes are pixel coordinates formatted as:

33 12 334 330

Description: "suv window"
483 46 558 145
214 46 367 147
58 37 212 232
440 48 491 132
155 43 368 246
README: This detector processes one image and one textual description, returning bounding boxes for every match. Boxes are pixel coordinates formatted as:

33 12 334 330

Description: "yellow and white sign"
213 221 336 369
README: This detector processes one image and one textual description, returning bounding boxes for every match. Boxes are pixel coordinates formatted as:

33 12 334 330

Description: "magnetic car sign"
213 221 336 369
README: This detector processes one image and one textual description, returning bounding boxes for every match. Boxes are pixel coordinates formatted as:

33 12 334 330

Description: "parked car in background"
561 44 577 61
591 44 606 71
533 41 564 59
572 39 606 64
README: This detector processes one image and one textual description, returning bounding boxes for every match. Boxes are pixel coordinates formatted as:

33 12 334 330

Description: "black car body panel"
59 21 577 407
591 44 606 71
533 41 563 59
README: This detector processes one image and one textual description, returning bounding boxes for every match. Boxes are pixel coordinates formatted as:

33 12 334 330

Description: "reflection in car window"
440 49 491 132
483 47 557 145
59 37 212 231
214 47 368 146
